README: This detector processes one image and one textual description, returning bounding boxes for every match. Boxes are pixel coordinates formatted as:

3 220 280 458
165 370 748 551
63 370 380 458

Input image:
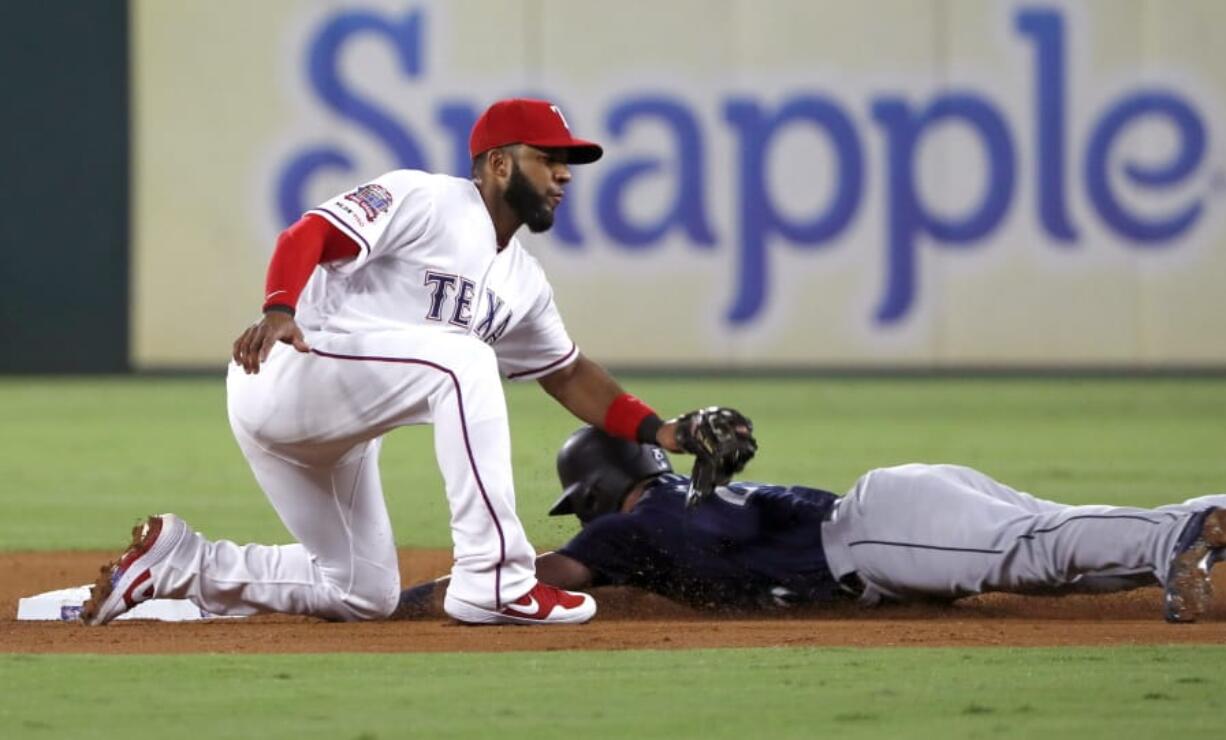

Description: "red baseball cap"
469 98 603 165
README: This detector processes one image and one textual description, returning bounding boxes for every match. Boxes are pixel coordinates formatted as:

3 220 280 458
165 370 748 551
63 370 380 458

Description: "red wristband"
604 393 658 443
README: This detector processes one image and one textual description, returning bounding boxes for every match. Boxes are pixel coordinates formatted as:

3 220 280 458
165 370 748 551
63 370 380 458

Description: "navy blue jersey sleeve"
557 514 657 587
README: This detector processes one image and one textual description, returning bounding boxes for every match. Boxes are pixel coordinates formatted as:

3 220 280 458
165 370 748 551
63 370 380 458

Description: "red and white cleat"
444 582 596 625
80 514 189 626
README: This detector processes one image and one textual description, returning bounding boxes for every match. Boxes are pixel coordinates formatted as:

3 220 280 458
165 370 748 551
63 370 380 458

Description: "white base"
17 585 241 622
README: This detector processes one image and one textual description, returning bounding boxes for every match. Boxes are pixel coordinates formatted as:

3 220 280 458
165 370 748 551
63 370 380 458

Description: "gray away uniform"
821 464 1225 605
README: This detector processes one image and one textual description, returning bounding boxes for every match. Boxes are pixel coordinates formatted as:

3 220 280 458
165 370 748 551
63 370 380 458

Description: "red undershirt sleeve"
262 213 361 314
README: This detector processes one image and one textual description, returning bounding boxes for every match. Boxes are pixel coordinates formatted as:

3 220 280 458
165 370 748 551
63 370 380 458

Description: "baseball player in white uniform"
82 99 725 627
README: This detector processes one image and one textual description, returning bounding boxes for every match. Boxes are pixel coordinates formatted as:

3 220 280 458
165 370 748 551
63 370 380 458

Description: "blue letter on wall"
871 94 1015 324
596 96 716 249
1016 8 1077 242
724 96 863 325
1085 92 1206 245
277 10 427 226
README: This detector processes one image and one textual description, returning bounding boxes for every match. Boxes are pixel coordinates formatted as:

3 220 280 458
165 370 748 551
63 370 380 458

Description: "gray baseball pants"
820 464 1226 605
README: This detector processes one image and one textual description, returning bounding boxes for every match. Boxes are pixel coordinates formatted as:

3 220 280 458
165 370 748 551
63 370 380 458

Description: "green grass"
2 646 1222 739
4 377 1226 739
1 376 1224 550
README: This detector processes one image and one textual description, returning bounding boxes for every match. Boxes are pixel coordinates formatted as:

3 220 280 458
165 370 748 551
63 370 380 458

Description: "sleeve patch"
343 183 394 223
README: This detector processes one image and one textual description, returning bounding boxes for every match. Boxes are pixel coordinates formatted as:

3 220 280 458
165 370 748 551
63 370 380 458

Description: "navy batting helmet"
548 426 673 523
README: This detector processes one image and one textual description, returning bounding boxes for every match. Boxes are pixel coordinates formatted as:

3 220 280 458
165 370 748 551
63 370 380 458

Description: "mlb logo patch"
344 184 394 223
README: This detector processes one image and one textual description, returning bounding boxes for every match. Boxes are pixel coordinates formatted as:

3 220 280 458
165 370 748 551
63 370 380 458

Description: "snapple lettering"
278 7 1211 326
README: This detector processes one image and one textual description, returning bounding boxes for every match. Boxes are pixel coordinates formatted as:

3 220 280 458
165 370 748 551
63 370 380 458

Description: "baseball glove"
672 407 758 508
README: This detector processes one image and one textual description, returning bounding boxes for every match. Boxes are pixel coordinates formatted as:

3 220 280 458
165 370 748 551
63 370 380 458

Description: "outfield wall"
0 3 129 373
129 0 1226 370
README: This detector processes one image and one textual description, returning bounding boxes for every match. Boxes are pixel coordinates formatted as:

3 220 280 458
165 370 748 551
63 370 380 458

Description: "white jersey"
297 170 578 381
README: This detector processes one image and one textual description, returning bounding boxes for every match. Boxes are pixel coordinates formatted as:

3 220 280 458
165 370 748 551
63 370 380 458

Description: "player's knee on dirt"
337 574 401 621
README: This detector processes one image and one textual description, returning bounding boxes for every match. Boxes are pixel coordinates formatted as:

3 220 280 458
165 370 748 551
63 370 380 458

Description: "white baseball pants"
154 327 537 620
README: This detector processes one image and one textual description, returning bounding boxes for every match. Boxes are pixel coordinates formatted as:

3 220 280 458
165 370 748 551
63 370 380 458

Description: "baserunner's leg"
822 463 1194 601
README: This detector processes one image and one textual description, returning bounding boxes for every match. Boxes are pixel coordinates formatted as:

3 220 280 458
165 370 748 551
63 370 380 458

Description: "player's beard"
503 162 555 233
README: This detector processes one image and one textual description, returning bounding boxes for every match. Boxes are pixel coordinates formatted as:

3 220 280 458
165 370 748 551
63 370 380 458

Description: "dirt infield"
4 549 1226 653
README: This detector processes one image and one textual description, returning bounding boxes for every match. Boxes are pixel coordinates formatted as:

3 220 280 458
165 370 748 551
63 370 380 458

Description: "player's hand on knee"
232 311 310 374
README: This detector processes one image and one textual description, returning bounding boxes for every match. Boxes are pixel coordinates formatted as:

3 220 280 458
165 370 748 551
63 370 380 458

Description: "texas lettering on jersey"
301 170 577 382
423 271 513 344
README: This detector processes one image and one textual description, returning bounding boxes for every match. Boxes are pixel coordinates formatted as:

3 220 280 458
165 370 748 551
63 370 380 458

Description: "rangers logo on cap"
469 98 603 164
